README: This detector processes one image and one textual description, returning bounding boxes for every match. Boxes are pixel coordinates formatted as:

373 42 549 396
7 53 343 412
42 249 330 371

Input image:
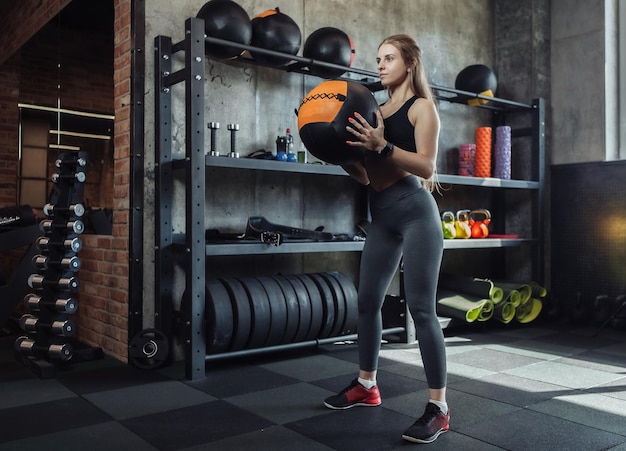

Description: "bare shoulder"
408 97 439 124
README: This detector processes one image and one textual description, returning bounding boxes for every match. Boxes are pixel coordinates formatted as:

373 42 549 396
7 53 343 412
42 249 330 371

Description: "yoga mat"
516 298 543 323
493 281 530 306
494 125 511 179
436 288 494 323
494 300 516 324
458 143 475 176
475 126 492 177
529 282 548 299
439 273 503 304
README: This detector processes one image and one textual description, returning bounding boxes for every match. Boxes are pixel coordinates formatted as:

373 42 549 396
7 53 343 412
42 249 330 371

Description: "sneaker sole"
402 428 447 444
323 401 381 410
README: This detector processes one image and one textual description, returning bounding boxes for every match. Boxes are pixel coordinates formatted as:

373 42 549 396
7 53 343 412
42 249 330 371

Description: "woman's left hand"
346 110 385 152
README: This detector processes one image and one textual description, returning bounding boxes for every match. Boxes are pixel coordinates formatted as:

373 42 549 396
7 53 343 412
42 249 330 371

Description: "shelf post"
184 17 207 379
153 35 175 351
532 97 546 284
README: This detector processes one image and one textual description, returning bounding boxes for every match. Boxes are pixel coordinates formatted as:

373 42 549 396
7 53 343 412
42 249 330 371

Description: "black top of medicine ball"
454 64 498 96
303 27 355 78
250 8 302 67
197 0 252 60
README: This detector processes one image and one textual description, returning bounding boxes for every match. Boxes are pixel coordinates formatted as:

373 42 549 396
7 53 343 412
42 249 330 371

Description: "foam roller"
475 127 492 177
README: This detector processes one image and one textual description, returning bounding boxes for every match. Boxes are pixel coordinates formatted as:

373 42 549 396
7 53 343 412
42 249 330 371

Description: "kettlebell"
441 211 456 239
454 209 471 239
469 209 491 238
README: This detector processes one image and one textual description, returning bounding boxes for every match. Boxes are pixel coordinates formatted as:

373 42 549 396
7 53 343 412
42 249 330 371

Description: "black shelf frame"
154 17 545 379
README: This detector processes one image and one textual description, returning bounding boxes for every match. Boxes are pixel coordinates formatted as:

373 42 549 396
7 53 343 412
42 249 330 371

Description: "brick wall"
0 0 132 363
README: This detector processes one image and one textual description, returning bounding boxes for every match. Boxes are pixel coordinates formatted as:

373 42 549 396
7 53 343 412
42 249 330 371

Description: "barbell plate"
206 279 234 353
318 272 346 338
238 276 271 349
284 274 312 342
272 275 300 344
307 273 335 339
295 274 324 340
220 277 251 351
258 276 287 346
327 271 359 335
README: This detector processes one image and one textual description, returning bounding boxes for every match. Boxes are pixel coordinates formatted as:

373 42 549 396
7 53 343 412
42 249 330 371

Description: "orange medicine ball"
297 80 380 165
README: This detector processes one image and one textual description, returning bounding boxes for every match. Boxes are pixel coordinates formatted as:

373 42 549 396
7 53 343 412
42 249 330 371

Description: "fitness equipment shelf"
153 17 545 379
203 155 540 189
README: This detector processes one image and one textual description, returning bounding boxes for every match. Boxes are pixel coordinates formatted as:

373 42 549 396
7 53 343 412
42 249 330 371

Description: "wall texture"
142 0 499 325
551 0 607 164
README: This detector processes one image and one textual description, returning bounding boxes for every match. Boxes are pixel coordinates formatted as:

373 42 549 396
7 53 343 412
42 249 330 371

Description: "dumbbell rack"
15 151 89 378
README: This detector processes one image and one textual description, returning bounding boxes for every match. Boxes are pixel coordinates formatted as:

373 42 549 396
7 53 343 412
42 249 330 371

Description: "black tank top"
383 95 418 152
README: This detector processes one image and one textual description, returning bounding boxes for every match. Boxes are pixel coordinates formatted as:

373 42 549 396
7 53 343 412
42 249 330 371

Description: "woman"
323 34 449 444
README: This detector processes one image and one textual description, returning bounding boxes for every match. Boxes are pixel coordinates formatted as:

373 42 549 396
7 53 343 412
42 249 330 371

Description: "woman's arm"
341 160 370 185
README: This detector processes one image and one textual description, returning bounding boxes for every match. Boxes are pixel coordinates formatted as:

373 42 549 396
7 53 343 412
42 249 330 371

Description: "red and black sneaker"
402 402 450 443
323 378 382 409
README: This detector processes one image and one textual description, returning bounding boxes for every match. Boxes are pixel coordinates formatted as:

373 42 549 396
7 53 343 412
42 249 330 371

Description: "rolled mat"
475 126 492 178
436 288 494 322
494 126 511 179
529 281 548 299
516 298 543 323
494 300 516 324
493 281 530 306
439 273 503 304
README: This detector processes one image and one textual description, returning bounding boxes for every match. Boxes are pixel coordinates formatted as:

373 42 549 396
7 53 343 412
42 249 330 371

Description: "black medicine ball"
197 0 252 60
303 27 355 78
250 8 301 67
455 64 497 106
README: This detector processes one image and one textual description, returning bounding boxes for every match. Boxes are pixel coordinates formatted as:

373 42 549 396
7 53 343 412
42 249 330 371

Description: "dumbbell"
28 274 80 292
23 293 78 314
208 122 220 156
55 156 86 168
227 123 239 158
19 314 76 337
51 172 86 183
32 254 81 272
39 219 84 235
43 203 85 218
15 336 73 361
36 236 83 253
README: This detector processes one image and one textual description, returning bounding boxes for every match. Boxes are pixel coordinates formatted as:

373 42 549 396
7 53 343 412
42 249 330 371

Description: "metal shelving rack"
154 17 545 379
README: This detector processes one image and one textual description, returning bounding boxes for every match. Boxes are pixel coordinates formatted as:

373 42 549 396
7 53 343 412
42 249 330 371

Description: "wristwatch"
379 141 394 158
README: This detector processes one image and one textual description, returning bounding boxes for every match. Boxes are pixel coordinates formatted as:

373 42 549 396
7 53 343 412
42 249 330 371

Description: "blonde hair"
379 34 439 192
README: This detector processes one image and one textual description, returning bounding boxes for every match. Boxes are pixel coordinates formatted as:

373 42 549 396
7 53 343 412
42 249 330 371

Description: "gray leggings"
358 175 447 389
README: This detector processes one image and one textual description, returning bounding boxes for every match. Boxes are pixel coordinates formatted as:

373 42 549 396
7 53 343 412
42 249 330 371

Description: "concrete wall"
142 0 499 320
551 0 610 164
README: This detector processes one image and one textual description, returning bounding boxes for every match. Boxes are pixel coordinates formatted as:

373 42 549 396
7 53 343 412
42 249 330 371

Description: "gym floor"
1 321 625 451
